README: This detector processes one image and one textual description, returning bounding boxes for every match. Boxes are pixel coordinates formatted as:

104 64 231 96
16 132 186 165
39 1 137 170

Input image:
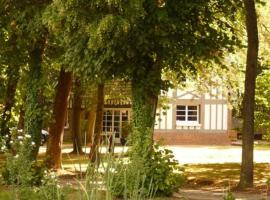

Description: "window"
176 105 199 125
103 109 130 138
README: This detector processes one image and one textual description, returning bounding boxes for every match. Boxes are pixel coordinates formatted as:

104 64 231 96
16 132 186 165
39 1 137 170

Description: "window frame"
176 105 200 126
103 109 130 138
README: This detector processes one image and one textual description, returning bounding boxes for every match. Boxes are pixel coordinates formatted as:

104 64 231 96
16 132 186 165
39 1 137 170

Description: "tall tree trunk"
131 81 159 159
89 83 104 163
46 68 72 169
70 78 83 154
239 0 258 188
17 106 25 130
86 111 96 145
130 61 161 159
24 38 46 159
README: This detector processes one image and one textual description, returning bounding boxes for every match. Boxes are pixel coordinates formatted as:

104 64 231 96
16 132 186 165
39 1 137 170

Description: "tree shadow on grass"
183 163 270 192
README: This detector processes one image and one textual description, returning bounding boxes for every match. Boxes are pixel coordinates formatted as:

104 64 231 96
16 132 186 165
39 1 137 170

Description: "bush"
2 159 45 186
223 191 235 200
146 144 185 196
1 130 64 200
1 132 46 186
111 144 185 198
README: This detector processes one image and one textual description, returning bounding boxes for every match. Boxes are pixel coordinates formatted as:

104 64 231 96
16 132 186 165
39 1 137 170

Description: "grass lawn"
184 163 270 191
1 146 270 199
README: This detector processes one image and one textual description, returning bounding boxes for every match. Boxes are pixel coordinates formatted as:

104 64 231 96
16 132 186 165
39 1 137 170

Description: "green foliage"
37 173 64 200
45 0 242 82
223 191 235 200
111 158 156 199
2 158 44 186
255 69 270 140
121 121 131 139
0 185 65 200
112 144 185 198
253 2 270 140
146 145 185 196
0 130 64 199
1 131 45 186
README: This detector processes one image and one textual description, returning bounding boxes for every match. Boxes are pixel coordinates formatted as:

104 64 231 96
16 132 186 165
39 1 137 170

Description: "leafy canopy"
46 0 242 88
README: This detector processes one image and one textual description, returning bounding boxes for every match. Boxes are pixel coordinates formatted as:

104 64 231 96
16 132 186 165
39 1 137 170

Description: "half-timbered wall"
154 87 231 133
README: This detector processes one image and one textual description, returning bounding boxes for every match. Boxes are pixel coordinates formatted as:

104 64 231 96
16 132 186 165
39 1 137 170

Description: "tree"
46 67 72 169
239 0 259 188
89 83 105 163
83 0 242 160
24 36 47 159
0 35 21 142
70 78 83 154
0 10 27 144
46 0 241 165
1 0 52 159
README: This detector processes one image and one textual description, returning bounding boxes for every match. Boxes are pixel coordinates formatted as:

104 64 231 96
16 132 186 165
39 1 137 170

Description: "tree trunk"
131 62 161 159
131 83 159 159
70 78 83 154
239 0 259 188
24 38 46 160
89 83 104 163
17 106 25 130
46 68 72 169
86 111 96 145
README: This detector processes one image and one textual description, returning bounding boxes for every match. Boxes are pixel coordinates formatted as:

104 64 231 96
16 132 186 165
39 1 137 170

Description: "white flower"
18 136 23 140
25 134 31 138
19 141 22 144
10 141 13 144
9 127 15 131
50 173 56 178
1 146 6 151
31 142 35 146
14 154 19 158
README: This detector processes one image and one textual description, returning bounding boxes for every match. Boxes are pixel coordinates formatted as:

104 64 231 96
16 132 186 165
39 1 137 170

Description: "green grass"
254 143 270 150
1 146 270 199
0 185 76 200
183 163 270 189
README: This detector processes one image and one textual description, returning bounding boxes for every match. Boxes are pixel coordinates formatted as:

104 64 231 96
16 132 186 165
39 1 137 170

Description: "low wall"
154 132 231 145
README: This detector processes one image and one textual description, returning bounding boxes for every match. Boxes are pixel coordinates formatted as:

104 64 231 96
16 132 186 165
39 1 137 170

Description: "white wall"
155 89 229 132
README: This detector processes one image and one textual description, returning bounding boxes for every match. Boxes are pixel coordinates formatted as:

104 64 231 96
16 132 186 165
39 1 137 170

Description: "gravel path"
40 145 270 164
165 145 270 164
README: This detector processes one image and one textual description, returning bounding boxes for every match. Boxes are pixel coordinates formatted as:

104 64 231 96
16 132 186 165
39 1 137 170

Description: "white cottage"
65 82 234 145
153 87 233 145
101 85 233 145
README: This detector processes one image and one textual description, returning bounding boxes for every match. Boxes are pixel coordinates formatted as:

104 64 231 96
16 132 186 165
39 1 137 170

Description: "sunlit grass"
184 163 270 189
1 144 270 199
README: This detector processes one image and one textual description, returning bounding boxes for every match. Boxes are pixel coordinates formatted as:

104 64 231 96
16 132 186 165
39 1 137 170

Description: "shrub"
0 129 65 200
223 191 235 200
111 144 185 198
145 144 185 196
1 132 45 186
